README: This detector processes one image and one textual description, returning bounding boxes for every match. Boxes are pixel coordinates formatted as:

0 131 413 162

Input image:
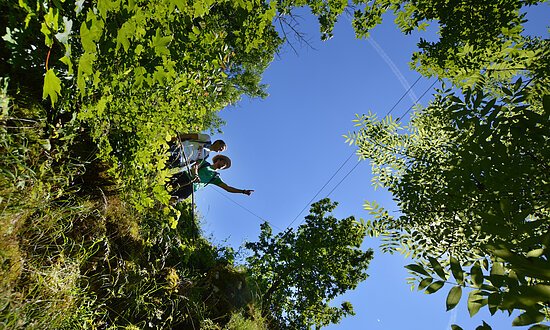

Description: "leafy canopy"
3 0 282 209
245 198 373 329
346 78 550 328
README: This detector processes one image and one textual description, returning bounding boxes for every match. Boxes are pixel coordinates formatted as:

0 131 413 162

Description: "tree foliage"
277 0 546 88
339 1 550 328
346 77 550 327
245 198 373 329
2 0 281 209
3 0 547 209
352 0 546 87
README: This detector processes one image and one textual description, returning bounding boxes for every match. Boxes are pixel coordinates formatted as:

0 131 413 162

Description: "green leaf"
446 286 462 311
425 280 445 294
41 22 53 47
43 69 61 106
151 28 172 56
450 95 463 104
502 86 513 96
171 0 185 10
487 292 501 315
520 284 550 304
418 277 433 291
513 77 523 93
450 257 464 284
429 257 447 280
529 324 550 330
97 0 121 18
77 52 96 94
59 56 73 75
476 321 492 330
481 98 497 116
405 264 431 277
513 311 545 326
451 325 464 330
471 262 484 288
80 11 103 53
499 198 510 216
526 248 545 258
116 21 135 53
193 1 208 17
40 139 51 151
468 290 485 317
490 261 504 276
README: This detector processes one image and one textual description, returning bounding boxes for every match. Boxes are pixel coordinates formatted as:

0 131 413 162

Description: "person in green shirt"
170 155 254 202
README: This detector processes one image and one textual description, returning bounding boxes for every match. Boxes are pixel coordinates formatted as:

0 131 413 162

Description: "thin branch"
275 13 317 56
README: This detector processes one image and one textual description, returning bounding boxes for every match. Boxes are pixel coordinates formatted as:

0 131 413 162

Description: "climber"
168 133 226 171
170 154 254 202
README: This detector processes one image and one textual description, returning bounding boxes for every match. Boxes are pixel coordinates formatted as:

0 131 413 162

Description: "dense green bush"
2 0 281 210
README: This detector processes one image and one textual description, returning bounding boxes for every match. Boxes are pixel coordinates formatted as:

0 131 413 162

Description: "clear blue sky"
194 4 550 329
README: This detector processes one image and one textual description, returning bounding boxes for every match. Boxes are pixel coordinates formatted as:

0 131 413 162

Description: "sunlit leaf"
405 264 431 277
446 286 462 311
513 311 545 326
468 290 485 317
418 277 433 291
43 69 61 106
450 257 464 285
429 257 447 280
526 249 544 258
425 280 445 294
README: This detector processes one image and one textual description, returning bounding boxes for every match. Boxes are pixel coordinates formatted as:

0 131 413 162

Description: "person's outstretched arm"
216 182 254 195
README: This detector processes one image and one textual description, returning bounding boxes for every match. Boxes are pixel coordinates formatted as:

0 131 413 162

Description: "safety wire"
179 139 196 224
285 152 356 229
313 76 533 223
207 77 437 236
202 77 536 236
211 187 284 231
397 79 438 122
281 76 438 235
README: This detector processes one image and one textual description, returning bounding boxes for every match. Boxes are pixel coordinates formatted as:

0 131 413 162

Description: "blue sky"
194 4 549 329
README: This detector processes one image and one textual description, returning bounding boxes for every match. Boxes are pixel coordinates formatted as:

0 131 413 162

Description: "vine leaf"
151 28 172 56
43 69 61 106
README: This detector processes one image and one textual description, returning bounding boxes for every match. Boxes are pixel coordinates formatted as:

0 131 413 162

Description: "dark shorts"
170 172 193 200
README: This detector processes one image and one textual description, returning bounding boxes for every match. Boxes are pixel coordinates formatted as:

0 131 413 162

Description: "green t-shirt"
193 165 223 191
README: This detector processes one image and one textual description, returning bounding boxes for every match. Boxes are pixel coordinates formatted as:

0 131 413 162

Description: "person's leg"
167 143 182 168
172 184 193 201
170 172 193 201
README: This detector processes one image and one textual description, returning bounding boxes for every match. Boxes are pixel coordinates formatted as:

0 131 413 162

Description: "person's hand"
242 189 254 196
